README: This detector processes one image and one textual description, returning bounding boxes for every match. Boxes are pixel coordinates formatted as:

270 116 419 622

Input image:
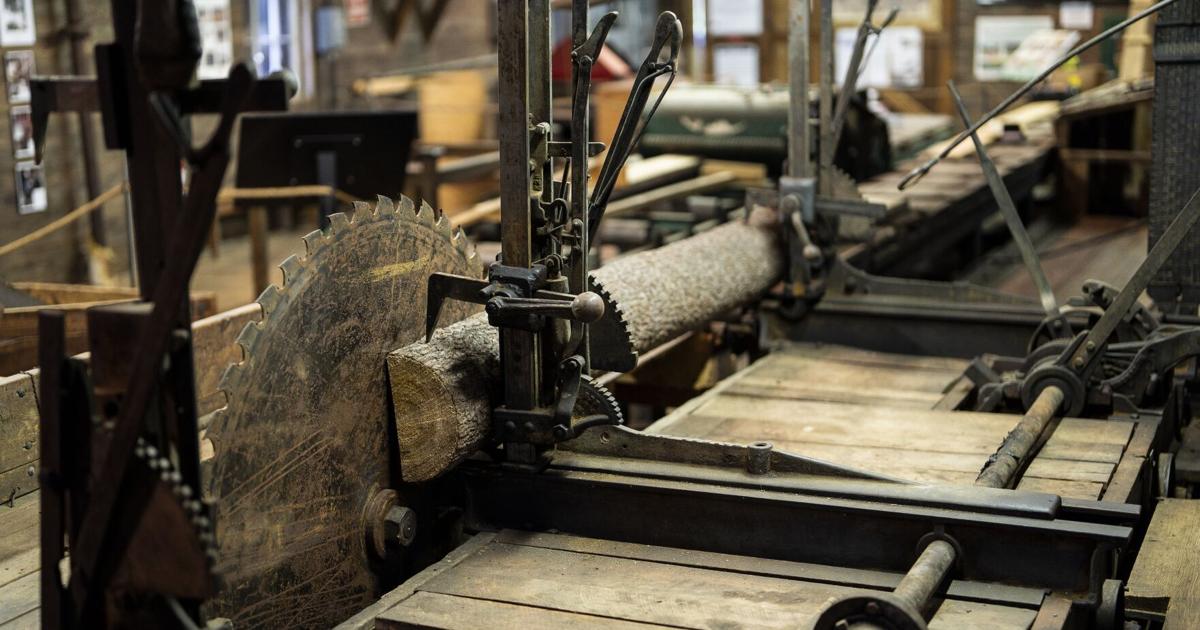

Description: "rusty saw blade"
203 196 483 628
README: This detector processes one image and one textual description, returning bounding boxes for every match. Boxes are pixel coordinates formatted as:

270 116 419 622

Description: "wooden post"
248 205 269 297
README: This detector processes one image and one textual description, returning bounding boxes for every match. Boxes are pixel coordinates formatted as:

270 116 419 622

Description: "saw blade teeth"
415 200 435 227
279 254 304 287
255 284 282 317
218 362 245 394
234 321 262 356
434 212 453 239
302 229 326 256
451 227 468 253
396 194 417 220
328 212 351 233
352 201 373 223
374 195 396 218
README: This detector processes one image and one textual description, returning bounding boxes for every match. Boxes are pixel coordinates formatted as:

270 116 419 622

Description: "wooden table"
1127 499 1200 627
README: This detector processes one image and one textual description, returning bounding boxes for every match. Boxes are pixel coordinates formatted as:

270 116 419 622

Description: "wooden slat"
378 532 1037 630
0 493 40 626
380 591 660 630
1127 499 1200 626
1104 422 1157 503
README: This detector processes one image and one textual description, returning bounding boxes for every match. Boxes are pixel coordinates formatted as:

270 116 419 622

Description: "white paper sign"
1059 1 1094 30
195 0 234 80
835 26 924 89
974 15 1054 81
713 44 760 87
0 0 36 47
708 0 763 37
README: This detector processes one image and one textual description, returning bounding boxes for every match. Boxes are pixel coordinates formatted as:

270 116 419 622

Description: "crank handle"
486 291 605 325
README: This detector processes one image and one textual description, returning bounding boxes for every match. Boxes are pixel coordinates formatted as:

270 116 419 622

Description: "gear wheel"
203 196 483 628
575 376 623 426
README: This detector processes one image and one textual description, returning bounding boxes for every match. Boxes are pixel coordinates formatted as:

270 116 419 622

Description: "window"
252 0 314 99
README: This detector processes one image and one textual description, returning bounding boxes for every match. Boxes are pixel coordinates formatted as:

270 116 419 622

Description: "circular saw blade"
203 196 482 628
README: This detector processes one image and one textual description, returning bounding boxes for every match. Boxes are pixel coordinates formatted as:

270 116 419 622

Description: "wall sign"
4 50 32 104
195 0 233 80
15 160 45 214
0 0 36 47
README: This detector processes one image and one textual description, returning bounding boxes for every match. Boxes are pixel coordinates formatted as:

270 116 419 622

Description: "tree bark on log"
388 213 782 482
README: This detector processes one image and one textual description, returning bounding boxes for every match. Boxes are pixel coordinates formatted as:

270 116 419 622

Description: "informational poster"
195 0 234 80
0 0 36 47
4 50 32 104
346 0 371 28
10 104 32 159
708 0 763 37
1059 1 1094 30
712 44 760 87
974 15 1054 81
835 26 923 88
14 161 45 214
1002 29 1081 80
834 0 940 30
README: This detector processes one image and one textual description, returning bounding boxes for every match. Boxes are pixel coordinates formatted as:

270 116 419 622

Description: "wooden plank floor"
370 531 1041 630
648 343 1137 500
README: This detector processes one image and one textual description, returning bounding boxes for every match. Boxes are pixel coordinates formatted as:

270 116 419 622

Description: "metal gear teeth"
328 212 352 233
585 275 638 372
279 254 304 287
134 437 218 566
352 200 374 223
578 375 624 426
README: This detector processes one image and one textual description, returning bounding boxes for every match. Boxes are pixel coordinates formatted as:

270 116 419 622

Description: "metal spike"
328 212 351 233
396 194 417 219
415 200 435 227
352 201 373 223
374 195 396 217
234 322 262 356
301 229 326 256
256 284 282 316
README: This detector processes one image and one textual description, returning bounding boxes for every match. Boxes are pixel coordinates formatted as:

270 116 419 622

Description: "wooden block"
0 374 37 503
1127 500 1200 626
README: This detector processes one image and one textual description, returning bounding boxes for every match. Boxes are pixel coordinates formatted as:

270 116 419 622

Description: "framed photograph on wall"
4 50 32 104
0 0 36 47
10 104 32 159
15 160 46 214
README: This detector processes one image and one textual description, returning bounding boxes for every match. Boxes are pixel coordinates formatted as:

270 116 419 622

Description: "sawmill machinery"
25 0 1200 629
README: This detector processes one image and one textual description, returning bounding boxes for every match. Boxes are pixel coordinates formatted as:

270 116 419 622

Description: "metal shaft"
787 0 811 179
878 386 1066 622
893 540 957 613
976 385 1065 489
817 0 834 195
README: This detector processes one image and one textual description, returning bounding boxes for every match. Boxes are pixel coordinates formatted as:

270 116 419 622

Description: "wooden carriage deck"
648 343 1152 503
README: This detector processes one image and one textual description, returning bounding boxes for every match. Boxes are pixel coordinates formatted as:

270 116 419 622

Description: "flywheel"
203 196 483 628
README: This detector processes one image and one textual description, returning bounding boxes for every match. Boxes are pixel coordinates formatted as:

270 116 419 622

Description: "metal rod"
1070 185 1200 373
829 0 877 153
948 81 1058 317
899 0 1182 190
976 385 1065 489
893 540 957 613
787 0 811 179
817 0 834 195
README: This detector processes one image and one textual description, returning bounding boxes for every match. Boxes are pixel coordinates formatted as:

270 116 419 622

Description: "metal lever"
487 292 605 324
948 81 1060 321
588 11 681 243
829 0 894 152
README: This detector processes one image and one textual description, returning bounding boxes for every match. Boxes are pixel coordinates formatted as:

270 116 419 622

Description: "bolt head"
384 506 417 547
571 292 605 323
